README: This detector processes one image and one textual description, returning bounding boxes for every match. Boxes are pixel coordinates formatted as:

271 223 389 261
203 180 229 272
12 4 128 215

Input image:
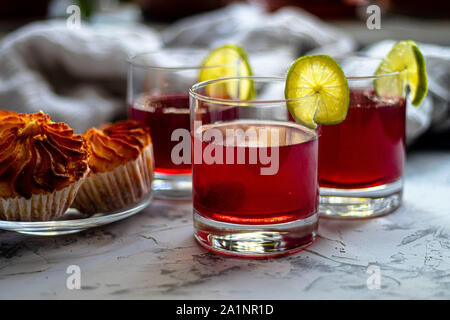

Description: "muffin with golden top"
0 110 89 221
73 120 154 214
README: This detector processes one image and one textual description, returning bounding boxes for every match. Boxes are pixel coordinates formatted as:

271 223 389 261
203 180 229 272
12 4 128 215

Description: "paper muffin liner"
0 170 88 222
73 144 154 215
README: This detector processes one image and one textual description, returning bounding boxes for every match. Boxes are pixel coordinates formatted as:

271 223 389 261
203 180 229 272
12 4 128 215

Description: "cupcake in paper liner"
73 120 154 215
0 111 90 221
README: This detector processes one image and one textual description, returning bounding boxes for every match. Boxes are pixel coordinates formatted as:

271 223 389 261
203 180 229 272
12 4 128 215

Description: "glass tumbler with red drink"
318 56 407 218
127 49 241 199
190 76 319 258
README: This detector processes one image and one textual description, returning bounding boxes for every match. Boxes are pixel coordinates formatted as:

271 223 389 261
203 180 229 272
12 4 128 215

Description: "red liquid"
193 120 318 225
318 89 406 189
129 94 191 174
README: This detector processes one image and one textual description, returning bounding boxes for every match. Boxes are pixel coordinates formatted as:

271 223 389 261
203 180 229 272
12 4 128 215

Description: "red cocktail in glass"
319 89 406 189
190 77 319 258
127 49 241 199
193 120 318 225
129 94 191 175
317 61 407 218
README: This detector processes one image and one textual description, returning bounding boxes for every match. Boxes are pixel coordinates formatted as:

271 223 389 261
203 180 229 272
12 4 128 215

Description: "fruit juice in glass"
190 77 319 258
193 120 318 225
127 49 240 199
319 89 406 189
317 60 407 218
129 94 191 175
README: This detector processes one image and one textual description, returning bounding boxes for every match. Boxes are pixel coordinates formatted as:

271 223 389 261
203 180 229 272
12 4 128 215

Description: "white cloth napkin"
0 20 161 132
163 4 356 76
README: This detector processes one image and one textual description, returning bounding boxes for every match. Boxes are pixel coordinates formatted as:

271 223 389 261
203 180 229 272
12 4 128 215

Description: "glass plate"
0 193 153 236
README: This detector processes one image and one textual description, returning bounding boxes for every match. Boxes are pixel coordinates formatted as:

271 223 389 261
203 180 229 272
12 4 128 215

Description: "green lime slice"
199 44 255 100
375 40 428 106
285 55 349 129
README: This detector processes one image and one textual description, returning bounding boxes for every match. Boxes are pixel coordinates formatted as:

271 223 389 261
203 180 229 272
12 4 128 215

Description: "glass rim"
127 49 239 70
347 69 405 81
331 53 406 79
189 74 403 105
190 76 309 106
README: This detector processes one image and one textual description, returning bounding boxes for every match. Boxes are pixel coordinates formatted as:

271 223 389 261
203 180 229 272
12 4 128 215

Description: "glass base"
319 179 403 219
193 211 318 258
153 173 192 200
18 229 82 236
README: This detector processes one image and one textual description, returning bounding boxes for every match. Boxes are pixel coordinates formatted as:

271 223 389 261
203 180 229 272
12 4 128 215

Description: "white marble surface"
0 151 449 300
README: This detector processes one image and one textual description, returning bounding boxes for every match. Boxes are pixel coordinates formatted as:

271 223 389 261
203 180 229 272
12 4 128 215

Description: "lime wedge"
285 55 349 129
375 40 428 106
199 44 255 100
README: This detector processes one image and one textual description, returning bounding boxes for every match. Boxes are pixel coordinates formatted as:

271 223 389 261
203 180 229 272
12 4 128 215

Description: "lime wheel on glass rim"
199 44 255 100
285 55 349 129
375 40 428 106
